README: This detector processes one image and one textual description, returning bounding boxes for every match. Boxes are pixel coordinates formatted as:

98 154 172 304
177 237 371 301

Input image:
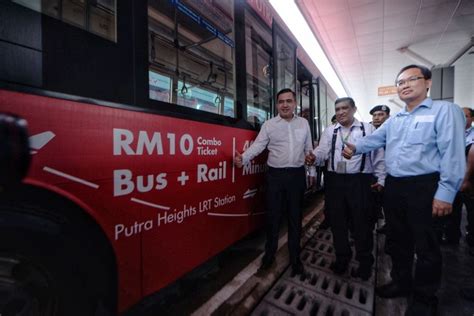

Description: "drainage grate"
253 281 371 316
284 267 374 312
300 251 375 285
251 228 376 316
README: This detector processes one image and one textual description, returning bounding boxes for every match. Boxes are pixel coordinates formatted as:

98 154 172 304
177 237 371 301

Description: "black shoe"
466 233 474 247
405 297 438 316
376 224 387 234
461 287 474 301
353 265 372 281
319 220 330 230
442 238 460 245
292 262 305 275
330 260 348 275
376 281 411 298
259 257 274 272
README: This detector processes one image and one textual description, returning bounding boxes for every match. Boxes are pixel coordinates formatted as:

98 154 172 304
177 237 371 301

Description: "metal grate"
251 229 375 316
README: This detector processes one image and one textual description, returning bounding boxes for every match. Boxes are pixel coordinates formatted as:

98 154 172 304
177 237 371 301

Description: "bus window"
245 10 272 124
273 23 296 97
149 70 172 103
148 0 235 118
11 0 117 42
300 83 311 121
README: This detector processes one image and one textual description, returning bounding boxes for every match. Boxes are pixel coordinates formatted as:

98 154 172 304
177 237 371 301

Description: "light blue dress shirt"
354 98 466 203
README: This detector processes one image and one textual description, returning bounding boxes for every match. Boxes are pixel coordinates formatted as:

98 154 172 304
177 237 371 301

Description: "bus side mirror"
0 113 31 189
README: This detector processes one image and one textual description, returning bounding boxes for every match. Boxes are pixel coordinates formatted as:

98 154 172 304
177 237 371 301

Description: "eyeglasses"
395 76 425 87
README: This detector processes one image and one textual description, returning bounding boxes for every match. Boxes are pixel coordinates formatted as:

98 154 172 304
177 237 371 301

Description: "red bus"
0 0 337 314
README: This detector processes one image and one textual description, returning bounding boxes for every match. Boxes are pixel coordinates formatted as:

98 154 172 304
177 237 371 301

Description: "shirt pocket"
294 128 306 143
406 122 431 144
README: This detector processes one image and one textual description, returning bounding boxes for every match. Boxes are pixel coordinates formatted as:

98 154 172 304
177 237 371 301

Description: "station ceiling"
297 0 474 120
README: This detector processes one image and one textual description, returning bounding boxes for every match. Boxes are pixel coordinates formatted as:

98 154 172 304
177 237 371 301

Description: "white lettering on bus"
113 128 193 156
243 163 267 175
113 128 135 155
197 136 222 146
137 131 164 155
114 220 153 240
214 195 236 207
197 161 226 183
114 169 167 197
157 205 197 226
180 134 193 155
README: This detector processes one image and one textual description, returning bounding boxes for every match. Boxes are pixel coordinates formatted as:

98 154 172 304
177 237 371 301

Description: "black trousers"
445 192 474 241
384 173 441 300
325 172 374 267
264 166 306 265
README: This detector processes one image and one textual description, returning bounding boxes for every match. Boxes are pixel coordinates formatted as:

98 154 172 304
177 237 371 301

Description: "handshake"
304 142 356 166
342 142 356 159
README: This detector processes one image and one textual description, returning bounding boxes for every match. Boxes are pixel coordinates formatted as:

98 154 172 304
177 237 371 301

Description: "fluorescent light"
269 0 347 98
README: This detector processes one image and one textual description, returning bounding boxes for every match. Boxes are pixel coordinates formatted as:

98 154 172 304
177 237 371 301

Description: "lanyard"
331 123 366 172
339 127 353 150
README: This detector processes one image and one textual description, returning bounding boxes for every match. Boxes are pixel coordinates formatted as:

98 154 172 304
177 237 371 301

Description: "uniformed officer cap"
370 105 390 115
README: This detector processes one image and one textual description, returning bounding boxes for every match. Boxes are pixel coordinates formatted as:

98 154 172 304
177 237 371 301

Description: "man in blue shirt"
343 64 465 316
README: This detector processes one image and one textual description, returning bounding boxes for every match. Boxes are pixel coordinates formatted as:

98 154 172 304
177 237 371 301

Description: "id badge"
336 161 346 173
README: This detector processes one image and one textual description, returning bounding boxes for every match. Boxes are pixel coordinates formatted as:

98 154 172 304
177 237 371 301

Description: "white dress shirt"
242 114 313 168
314 119 386 185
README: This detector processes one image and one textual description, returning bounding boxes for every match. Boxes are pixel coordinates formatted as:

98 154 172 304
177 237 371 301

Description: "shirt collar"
397 97 432 116
275 114 296 122
335 118 361 129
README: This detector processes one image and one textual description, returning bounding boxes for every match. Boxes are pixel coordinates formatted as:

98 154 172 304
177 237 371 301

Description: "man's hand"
234 152 243 168
371 183 384 192
342 142 356 159
305 152 316 166
432 198 452 217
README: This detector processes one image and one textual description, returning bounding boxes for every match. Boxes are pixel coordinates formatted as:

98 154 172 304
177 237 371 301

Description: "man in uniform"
306 97 385 280
369 105 390 232
343 64 465 315
234 88 313 275
370 105 390 129
443 107 474 244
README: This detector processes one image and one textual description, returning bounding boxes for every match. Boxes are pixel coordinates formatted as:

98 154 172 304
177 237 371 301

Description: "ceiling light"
269 0 347 98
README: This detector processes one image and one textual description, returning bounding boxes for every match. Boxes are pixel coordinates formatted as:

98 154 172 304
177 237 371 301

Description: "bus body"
0 0 335 314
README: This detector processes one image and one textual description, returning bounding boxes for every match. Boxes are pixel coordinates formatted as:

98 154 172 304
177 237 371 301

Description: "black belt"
387 172 439 182
268 166 304 172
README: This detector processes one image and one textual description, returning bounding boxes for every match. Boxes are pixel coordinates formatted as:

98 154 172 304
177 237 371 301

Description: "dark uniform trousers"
446 192 474 243
264 166 306 265
384 173 441 300
325 172 374 267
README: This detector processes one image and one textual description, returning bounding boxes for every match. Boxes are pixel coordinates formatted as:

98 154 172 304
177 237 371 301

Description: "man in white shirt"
307 97 385 280
234 88 313 275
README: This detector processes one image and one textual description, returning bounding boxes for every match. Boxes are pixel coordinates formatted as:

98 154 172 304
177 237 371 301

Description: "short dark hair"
335 97 355 108
463 107 474 117
276 88 296 101
396 64 432 83
331 114 337 123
